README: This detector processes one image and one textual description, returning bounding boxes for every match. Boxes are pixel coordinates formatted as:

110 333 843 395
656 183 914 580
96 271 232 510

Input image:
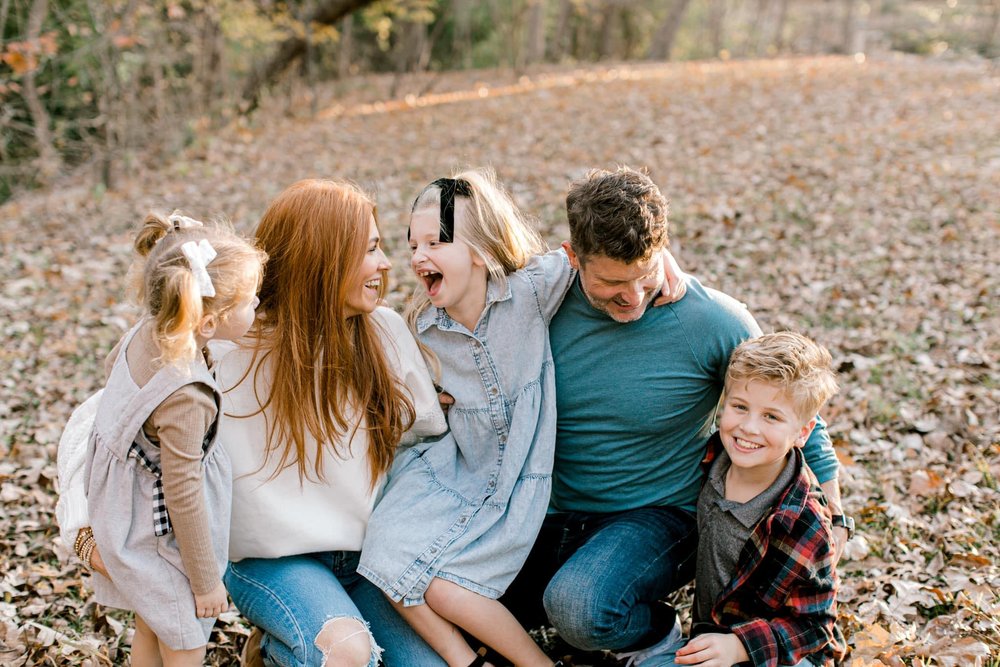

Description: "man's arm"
801 416 847 563
820 478 847 564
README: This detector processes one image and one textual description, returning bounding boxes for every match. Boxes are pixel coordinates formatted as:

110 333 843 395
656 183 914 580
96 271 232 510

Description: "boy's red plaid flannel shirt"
699 435 847 666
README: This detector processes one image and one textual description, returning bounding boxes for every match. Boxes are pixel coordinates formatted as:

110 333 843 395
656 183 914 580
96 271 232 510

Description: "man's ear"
795 417 818 448
562 241 581 270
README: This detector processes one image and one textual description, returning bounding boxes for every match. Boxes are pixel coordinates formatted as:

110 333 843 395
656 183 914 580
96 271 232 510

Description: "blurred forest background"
2 1 999 666
2 0 1000 202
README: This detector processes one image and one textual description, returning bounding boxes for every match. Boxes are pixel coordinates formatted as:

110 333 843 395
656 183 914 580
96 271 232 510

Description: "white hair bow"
181 239 218 298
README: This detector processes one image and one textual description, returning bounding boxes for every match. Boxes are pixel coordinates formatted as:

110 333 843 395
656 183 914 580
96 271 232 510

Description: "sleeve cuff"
56 487 90 551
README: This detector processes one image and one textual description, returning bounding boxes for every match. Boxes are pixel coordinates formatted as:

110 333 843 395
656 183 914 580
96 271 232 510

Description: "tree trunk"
598 0 616 60
982 0 1000 57
748 0 770 56
773 0 790 52
85 0 125 191
303 3 318 116
0 0 12 50
646 0 692 61
840 0 856 54
550 0 574 61
23 0 59 178
195 8 223 114
452 0 474 68
708 0 727 56
240 0 374 113
525 0 547 65
620 3 642 59
338 14 353 78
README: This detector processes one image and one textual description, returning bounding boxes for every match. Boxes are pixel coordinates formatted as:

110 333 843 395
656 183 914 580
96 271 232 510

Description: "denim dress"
359 250 574 604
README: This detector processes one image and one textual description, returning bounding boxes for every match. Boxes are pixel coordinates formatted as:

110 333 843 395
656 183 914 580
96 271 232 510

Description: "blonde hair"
246 179 414 487
130 213 266 366
404 168 547 377
724 332 839 422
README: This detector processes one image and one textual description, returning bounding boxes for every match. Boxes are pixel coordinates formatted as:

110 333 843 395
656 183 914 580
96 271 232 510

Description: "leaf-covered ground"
1 54 997 666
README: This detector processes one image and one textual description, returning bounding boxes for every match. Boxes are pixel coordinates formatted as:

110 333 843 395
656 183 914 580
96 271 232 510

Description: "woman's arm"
374 307 447 444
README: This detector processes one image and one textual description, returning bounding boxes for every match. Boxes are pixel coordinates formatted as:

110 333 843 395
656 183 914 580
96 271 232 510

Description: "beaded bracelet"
79 537 96 569
74 527 96 568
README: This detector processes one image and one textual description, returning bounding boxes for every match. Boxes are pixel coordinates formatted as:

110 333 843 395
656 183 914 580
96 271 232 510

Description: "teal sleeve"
802 414 839 484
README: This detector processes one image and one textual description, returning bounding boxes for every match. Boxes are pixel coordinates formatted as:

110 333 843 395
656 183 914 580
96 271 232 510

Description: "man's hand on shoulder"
674 632 748 666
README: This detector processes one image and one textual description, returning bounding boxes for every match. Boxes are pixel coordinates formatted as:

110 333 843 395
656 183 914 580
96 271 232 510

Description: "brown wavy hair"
246 179 415 486
565 165 669 264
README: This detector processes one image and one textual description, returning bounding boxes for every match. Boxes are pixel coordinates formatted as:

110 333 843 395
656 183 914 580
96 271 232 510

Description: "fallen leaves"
1 54 997 664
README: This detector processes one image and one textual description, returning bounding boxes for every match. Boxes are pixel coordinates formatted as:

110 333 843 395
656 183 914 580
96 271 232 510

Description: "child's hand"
194 582 229 618
437 388 455 414
674 632 748 666
653 248 688 306
90 545 110 578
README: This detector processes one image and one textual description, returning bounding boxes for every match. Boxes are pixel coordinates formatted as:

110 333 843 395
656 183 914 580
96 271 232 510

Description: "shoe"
241 626 264 667
614 615 682 666
468 646 489 667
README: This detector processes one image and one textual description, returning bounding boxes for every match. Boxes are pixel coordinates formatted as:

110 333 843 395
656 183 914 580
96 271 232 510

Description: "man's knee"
314 617 379 667
542 573 621 651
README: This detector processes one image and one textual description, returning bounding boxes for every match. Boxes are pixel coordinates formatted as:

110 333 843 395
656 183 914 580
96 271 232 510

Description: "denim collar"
414 276 513 334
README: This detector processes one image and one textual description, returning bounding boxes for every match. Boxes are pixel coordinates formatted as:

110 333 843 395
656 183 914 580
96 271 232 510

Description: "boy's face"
718 379 815 477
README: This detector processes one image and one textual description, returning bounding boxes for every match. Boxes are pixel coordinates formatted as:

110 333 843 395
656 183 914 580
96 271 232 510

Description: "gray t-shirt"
694 449 797 622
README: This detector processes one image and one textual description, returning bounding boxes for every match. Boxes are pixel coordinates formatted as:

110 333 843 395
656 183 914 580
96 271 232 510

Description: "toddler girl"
84 213 265 666
359 170 683 666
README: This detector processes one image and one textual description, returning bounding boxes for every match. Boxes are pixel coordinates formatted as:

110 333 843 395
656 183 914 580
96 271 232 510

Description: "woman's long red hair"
249 179 414 486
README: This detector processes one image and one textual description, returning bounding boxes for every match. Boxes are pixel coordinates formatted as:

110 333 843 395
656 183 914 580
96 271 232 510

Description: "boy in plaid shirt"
669 332 848 667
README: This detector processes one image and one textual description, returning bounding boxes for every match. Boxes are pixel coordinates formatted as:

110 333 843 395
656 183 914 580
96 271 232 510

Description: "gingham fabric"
128 442 172 536
127 427 213 537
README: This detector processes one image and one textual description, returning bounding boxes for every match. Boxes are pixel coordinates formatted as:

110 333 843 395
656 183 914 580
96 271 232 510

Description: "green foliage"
2 0 998 204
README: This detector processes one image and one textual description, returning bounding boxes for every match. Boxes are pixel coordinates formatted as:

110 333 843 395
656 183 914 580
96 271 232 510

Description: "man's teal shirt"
548 277 837 514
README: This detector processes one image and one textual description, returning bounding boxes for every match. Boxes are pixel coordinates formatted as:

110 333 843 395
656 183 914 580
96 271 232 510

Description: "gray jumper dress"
84 323 231 650
359 251 573 604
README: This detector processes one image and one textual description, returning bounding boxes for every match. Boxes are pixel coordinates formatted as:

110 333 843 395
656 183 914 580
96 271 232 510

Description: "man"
502 166 848 665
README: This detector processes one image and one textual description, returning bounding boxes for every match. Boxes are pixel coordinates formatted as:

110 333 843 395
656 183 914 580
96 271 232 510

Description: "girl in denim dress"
358 169 684 666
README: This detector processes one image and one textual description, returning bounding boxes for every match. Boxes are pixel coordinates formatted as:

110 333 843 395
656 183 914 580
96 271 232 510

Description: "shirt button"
489 387 499 396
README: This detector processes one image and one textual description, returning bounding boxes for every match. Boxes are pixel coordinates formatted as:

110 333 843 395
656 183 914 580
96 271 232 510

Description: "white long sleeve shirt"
215 307 446 561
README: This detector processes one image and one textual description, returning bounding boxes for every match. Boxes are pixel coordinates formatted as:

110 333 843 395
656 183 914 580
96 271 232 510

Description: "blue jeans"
224 551 446 667
502 506 698 653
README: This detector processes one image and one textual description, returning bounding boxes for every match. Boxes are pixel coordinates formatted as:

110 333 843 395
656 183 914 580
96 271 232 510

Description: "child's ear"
197 314 217 340
795 417 818 448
